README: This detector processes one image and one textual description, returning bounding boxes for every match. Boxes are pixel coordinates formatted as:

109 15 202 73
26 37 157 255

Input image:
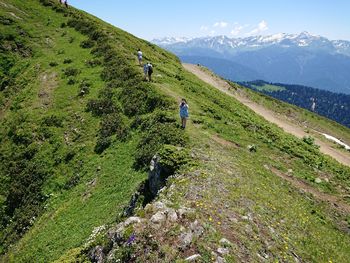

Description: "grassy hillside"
0 0 350 262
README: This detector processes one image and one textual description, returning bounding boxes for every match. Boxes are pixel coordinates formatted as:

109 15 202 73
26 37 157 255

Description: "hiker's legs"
148 73 152 81
181 117 187 128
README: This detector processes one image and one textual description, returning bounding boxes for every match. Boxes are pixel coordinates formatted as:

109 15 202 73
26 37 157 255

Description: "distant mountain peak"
152 32 350 57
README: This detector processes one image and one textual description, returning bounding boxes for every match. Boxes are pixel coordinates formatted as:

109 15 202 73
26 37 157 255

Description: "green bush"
134 123 187 169
99 113 128 140
86 98 119 116
80 39 95 49
49 61 58 67
41 115 63 127
78 80 91 96
85 58 102 67
158 145 191 175
94 136 111 154
63 67 80 77
67 78 76 85
63 58 73 64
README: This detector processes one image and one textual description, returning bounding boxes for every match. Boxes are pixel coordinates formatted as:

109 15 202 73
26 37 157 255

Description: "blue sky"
68 0 350 40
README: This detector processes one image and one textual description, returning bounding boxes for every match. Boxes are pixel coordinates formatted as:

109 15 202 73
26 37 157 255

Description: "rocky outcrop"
148 154 171 197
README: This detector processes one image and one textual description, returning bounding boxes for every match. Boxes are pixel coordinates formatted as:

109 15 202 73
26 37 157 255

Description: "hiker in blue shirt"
143 63 148 80
179 99 189 129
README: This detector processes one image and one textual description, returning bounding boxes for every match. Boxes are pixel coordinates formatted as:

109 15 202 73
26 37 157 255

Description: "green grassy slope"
0 0 184 261
0 0 350 262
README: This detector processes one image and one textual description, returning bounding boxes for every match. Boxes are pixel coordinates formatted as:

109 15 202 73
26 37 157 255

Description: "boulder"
217 247 230 255
180 231 193 248
185 254 201 261
88 246 104 263
150 211 166 225
219 238 232 247
166 209 178 222
124 216 142 227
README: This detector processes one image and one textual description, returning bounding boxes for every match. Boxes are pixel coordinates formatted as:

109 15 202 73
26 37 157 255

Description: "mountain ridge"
153 32 350 94
152 32 350 56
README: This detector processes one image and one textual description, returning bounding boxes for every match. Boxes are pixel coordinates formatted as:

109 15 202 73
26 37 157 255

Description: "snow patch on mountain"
152 32 350 57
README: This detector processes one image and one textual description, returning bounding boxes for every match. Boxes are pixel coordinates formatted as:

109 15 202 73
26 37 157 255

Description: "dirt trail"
268 166 350 214
183 63 350 167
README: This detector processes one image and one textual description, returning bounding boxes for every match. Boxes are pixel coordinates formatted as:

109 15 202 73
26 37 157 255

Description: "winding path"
183 63 350 167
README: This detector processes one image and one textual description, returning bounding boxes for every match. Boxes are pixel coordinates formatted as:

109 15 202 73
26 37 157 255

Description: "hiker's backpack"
148 65 153 74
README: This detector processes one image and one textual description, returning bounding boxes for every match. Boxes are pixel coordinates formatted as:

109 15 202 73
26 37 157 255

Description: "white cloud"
210 30 216 35
200 25 208 31
231 25 244 36
213 21 228 28
249 20 269 35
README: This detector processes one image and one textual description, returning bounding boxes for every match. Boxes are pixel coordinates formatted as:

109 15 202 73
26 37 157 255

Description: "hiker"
147 62 153 81
64 0 68 8
143 63 149 80
137 49 143 66
179 98 189 129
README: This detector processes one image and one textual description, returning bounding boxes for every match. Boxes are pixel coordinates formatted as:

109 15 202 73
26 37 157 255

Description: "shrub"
41 115 63 127
86 98 119 116
120 85 172 117
99 113 128 140
85 58 102 67
0 15 14 25
67 78 76 85
78 80 91 96
68 37 75 44
49 61 58 67
303 136 319 149
63 58 73 64
63 67 80 77
134 123 187 169
80 39 95 49
158 145 191 175
94 136 111 154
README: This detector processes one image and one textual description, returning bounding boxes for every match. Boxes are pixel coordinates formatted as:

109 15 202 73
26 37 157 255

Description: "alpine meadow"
0 1 350 262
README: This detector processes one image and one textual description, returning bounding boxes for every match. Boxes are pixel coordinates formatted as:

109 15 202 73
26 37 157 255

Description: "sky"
68 0 350 41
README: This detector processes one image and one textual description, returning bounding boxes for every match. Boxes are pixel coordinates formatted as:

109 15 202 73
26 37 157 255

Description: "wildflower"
126 233 136 246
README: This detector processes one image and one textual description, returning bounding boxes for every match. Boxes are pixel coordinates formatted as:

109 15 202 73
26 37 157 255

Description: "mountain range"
153 32 350 94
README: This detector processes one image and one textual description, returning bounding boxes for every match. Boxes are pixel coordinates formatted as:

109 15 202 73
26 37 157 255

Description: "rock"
150 211 166 225
229 217 238 223
178 207 193 218
153 201 166 210
263 164 269 170
88 246 104 263
315 178 322 183
190 220 204 237
167 209 178 222
216 256 226 263
287 169 293 174
106 248 117 262
219 238 232 247
148 155 172 197
241 216 249 220
217 247 230 255
247 144 257 152
107 224 125 245
124 216 142 227
180 231 193 248
185 254 201 261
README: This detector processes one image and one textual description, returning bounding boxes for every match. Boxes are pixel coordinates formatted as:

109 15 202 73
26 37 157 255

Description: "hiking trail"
183 63 350 167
